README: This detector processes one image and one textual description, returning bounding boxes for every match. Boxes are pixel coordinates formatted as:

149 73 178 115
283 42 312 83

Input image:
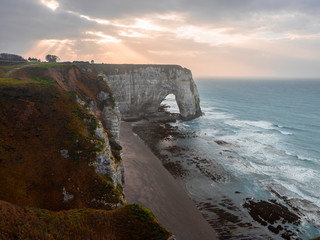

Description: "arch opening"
158 94 180 114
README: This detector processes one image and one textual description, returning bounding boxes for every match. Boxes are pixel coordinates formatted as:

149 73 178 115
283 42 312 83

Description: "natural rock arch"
88 64 202 120
158 94 180 113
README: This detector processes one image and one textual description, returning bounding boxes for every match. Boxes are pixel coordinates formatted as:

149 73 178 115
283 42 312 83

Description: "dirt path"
4 64 39 77
120 121 218 240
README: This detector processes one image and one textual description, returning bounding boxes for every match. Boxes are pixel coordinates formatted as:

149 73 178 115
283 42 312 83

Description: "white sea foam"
280 130 293 135
207 115 320 214
192 81 320 237
201 106 217 112
284 151 318 163
225 119 275 130
198 95 320 228
181 123 190 128
198 129 219 137
204 111 233 120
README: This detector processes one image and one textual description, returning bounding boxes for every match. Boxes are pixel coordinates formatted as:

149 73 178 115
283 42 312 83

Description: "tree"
91 60 94 64
45 54 60 62
0 53 26 62
28 57 40 62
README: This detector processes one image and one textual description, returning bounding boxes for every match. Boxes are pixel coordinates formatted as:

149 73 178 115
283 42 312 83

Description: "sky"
1 0 320 78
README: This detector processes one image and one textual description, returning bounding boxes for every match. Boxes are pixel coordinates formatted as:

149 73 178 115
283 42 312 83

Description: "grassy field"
0 61 72 77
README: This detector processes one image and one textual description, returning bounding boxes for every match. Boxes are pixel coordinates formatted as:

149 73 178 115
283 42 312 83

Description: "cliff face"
0 62 203 240
47 66 123 185
83 64 202 120
48 66 121 144
0 65 124 211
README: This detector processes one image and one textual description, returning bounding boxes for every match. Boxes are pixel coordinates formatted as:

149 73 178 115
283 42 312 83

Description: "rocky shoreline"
131 108 308 240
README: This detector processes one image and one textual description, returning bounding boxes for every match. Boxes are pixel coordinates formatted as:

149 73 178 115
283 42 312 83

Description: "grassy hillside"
0 80 122 210
0 63 171 239
0 201 170 240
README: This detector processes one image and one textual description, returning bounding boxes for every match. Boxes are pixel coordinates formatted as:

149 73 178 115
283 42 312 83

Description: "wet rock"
163 161 189 178
243 198 301 239
214 140 229 146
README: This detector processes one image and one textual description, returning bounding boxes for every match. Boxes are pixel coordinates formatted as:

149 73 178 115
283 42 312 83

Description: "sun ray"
40 0 59 11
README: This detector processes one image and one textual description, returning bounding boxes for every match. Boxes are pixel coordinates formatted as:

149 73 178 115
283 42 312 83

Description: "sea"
162 79 320 239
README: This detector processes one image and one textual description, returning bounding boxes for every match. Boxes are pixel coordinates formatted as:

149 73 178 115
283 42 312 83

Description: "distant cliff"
81 64 202 120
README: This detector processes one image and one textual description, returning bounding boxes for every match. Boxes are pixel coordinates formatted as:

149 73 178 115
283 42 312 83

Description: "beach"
120 121 218 240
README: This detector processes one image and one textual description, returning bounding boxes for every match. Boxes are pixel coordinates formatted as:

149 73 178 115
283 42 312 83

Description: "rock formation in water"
82 64 202 120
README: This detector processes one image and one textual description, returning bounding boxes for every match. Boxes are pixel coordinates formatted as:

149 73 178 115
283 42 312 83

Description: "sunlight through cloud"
79 14 111 25
24 39 75 60
119 30 148 38
40 0 59 11
176 26 249 46
86 32 122 43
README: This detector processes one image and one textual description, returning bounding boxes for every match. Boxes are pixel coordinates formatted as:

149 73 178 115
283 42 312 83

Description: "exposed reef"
80 64 202 120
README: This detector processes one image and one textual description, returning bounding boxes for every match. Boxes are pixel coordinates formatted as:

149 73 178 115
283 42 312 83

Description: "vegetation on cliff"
0 62 171 239
0 200 170 240
0 76 122 210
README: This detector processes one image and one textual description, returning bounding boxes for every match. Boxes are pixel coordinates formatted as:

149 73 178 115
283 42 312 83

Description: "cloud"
1 0 320 77
40 0 59 11
85 32 122 43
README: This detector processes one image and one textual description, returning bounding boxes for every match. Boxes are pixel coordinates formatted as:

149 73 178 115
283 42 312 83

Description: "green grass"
0 63 31 75
0 77 34 85
0 200 171 240
32 77 54 83
0 77 53 86
31 62 73 69
0 62 73 77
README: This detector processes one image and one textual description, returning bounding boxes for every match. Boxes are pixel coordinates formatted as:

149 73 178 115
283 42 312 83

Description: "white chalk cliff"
87 64 202 120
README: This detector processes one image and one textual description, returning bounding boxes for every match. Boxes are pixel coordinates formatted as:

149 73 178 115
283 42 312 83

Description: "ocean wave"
201 106 217 112
204 111 233 120
224 119 295 137
225 120 275 130
181 123 190 128
264 181 320 210
284 151 318 163
263 181 320 236
280 131 293 135
274 123 299 132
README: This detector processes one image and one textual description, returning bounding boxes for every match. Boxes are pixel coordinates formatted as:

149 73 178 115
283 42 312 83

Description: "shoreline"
120 121 218 240
129 114 314 239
